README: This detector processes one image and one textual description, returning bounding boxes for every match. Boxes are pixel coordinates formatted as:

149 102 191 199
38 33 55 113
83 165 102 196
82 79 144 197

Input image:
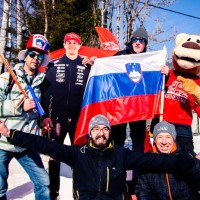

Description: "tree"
99 0 177 52
0 0 11 72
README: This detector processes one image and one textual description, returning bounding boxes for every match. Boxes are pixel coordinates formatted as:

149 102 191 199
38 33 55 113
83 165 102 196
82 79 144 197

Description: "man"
111 27 149 151
111 27 150 198
0 34 50 199
135 121 200 199
41 32 94 199
0 115 197 200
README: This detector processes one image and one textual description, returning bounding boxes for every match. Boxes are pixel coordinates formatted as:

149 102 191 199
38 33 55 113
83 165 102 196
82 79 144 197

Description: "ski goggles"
131 37 146 43
28 51 44 61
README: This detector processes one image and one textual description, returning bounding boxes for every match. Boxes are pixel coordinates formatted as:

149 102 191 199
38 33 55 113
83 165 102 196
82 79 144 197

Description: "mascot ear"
176 33 189 45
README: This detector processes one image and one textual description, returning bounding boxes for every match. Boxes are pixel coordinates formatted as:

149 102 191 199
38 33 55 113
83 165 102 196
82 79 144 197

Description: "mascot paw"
178 75 200 105
177 76 200 95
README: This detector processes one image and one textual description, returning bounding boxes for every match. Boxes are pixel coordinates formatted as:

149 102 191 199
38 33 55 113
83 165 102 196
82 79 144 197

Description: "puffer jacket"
135 143 200 200
8 130 188 200
0 63 45 152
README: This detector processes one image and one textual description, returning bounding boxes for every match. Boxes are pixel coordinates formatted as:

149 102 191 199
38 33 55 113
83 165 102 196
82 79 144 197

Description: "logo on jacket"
125 62 142 83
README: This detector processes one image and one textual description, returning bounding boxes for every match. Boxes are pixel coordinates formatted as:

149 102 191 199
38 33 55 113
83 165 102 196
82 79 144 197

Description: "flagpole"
159 46 168 122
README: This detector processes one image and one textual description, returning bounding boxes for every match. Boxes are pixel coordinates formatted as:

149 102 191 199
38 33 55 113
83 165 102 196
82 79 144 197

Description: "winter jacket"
7 130 193 200
0 63 45 152
41 54 91 121
135 143 200 200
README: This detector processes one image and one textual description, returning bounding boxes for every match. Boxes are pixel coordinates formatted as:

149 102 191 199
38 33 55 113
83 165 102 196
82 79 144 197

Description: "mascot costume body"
153 33 200 151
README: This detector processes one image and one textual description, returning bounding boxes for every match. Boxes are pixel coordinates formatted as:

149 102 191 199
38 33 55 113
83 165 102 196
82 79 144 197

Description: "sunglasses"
131 37 146 43
28 51 44 61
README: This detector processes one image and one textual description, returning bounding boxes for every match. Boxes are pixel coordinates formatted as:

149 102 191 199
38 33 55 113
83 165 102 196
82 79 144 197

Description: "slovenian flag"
74 50 166 144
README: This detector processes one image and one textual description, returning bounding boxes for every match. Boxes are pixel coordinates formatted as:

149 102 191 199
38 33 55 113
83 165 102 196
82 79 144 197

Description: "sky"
147 0 200 60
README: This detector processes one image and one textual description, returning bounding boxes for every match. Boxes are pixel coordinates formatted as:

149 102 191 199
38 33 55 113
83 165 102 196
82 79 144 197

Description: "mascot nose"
182 42 200 50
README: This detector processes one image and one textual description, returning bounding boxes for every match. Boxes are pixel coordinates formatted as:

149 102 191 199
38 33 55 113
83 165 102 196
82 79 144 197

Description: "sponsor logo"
102 41 120 51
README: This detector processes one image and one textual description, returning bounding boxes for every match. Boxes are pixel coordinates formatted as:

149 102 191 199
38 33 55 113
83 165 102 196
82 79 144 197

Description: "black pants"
48 116 76 200
111 120 146 152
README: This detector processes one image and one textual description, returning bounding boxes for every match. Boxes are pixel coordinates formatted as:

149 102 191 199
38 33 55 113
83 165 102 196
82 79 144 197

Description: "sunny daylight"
0 0 200 200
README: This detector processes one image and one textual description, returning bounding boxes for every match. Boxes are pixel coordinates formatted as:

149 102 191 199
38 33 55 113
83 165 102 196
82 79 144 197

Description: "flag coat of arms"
74 50 166 144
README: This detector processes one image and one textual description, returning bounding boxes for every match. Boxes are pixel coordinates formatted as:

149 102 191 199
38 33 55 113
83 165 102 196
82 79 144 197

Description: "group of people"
0 27 199 200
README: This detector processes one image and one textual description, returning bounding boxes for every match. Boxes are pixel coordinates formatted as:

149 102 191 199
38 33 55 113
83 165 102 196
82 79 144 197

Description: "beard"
91 135 109 149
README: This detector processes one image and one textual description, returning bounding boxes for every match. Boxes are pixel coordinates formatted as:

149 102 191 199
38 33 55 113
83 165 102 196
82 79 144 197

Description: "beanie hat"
89 115 111 133
153 121 176 141
18 34 50 66
64 32 81 44
131 28 148 44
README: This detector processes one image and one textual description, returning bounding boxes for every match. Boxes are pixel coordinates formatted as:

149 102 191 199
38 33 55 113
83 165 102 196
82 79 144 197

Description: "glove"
176 154 195 171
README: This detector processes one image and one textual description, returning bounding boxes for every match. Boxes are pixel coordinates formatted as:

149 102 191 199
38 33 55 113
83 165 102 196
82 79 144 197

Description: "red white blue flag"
74 50 166 144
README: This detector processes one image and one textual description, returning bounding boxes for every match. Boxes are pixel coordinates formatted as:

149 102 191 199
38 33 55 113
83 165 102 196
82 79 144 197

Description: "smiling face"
90 125 110 148
154 132 175 154
64 40 81 60
173 34 200 75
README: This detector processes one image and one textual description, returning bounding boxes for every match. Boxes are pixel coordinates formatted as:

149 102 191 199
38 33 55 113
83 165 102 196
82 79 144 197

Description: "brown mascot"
151 33 200 151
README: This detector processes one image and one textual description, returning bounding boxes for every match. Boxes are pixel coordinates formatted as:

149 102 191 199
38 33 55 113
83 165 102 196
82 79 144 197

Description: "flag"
74 50 166 145
96 27 120 51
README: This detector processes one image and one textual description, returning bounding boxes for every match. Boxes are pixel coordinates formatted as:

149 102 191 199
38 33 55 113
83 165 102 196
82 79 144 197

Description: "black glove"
176 154 195 171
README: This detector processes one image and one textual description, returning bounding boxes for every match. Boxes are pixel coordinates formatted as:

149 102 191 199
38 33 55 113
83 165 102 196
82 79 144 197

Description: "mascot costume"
152 33 200 151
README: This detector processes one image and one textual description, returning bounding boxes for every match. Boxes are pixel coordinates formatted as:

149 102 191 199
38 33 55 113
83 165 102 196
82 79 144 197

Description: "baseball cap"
18 34 50 66
64 32 81 44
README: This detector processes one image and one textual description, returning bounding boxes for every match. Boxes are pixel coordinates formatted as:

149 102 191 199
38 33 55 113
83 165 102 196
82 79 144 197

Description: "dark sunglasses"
131 37 146 43
28 51 44 61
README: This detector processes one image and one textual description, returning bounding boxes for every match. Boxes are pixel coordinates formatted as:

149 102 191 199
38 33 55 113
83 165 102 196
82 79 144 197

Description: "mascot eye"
196 39 200 43
187 38 191 41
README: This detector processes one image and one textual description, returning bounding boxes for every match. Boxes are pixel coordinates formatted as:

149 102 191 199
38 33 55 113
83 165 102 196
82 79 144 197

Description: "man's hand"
161 65 169 76
23 98 36 112
0 120 10 137
43 117 53 132
81 56 97 65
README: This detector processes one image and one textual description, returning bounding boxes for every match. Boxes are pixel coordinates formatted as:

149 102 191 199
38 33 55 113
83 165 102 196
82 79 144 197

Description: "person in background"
41 32 95 200
111 27 149 151
0 34 51 200
0 115 197 200
111 27 149 198
135 121 200 200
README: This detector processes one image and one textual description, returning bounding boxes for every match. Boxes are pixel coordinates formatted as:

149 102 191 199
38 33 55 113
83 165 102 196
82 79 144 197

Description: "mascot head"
172 33 200 75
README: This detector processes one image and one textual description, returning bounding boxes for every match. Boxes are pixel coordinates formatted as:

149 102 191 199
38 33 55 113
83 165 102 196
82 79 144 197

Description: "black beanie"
131 28 148 44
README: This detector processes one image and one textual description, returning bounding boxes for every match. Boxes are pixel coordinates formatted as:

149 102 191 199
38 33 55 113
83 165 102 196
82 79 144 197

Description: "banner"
96 27 120 51
74 50 166 144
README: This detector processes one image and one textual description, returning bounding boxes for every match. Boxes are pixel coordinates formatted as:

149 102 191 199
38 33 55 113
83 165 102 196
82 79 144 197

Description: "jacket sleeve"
9 130 75 166
40 63 54 116
126 151 194 173
0 74 23 117
135 175 153 200
185 158 200 190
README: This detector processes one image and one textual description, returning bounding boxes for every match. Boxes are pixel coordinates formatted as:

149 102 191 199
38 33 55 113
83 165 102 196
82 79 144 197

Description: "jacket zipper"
106 167 109 192
98 156 102 194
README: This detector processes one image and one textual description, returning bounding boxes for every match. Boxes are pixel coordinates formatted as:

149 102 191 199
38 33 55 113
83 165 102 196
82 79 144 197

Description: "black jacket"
41 54 91 120
135 145 200 200
8 130 193 200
